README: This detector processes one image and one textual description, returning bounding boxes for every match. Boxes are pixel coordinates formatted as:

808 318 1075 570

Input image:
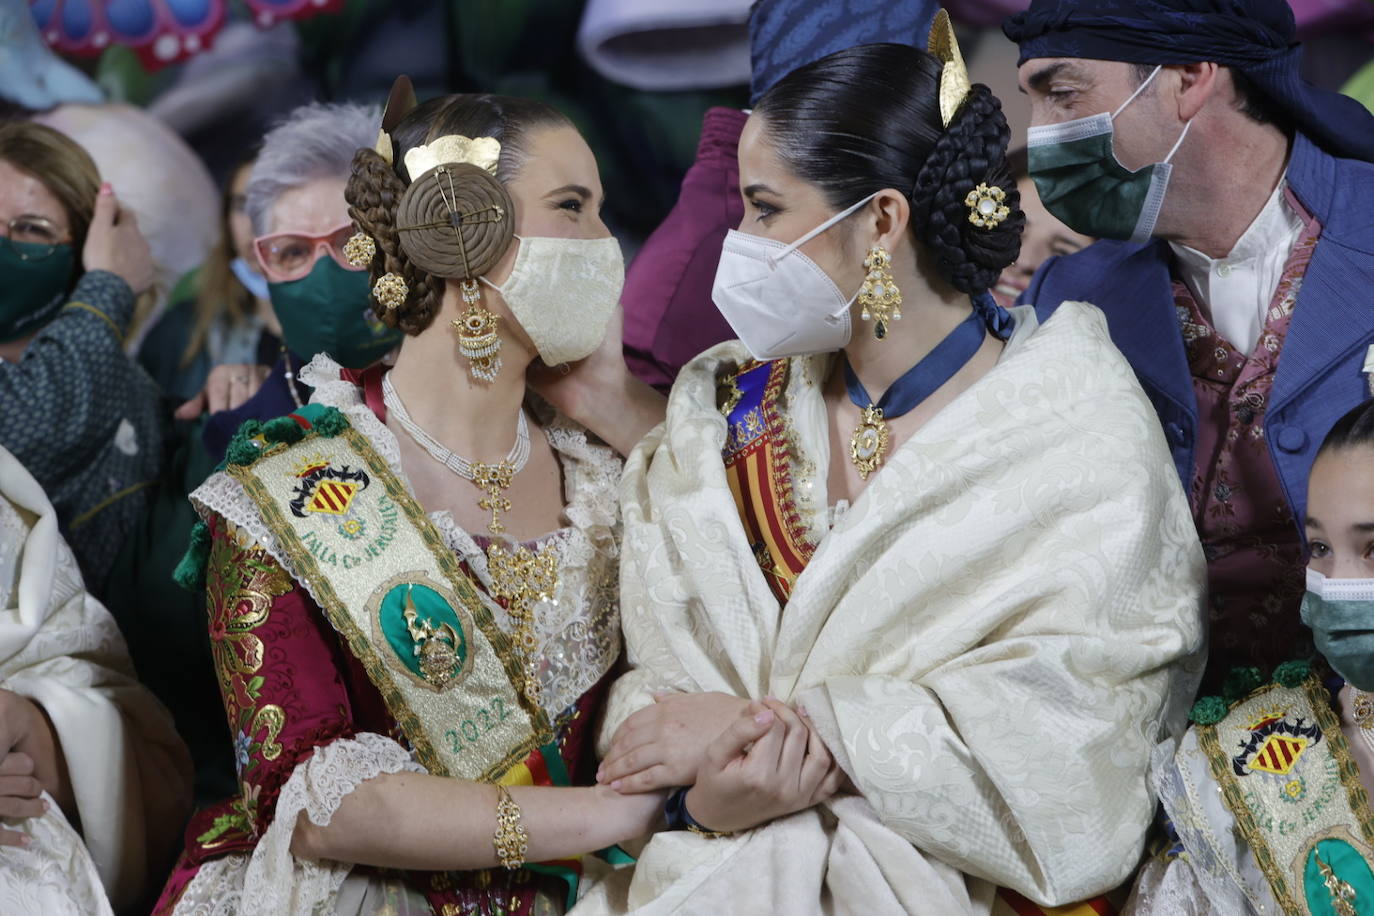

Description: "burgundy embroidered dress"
1174 191 1322 683
154 357 623 916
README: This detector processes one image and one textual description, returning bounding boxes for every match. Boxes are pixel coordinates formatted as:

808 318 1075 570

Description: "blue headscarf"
1003 0 1374 163
748 0 939 104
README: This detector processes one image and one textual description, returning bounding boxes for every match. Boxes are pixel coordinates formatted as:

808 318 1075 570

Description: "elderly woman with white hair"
198 101 404 463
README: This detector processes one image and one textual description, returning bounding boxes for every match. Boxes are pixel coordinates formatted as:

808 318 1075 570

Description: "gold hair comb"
929 10 971 128
404 135 502 180
374 75 419 165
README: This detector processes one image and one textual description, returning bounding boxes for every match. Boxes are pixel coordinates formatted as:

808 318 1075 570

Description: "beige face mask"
483 234 625 365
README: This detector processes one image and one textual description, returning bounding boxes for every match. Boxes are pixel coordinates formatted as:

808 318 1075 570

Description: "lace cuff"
175 733 422 916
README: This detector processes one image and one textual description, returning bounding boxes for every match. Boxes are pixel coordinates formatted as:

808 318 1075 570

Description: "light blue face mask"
1301 569 1374 690
1026 65 1193 244
231 257 271 301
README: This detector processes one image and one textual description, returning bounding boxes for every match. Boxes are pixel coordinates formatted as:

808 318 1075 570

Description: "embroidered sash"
227 406 551 782
1198 676 1374 915
720 359 815 604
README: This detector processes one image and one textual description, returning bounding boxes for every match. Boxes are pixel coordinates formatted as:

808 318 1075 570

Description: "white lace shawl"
178 356 623 916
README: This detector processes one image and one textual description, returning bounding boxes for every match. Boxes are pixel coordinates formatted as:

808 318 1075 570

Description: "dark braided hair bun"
344 93 571 336
755 43 1024 296
910 85 1024 295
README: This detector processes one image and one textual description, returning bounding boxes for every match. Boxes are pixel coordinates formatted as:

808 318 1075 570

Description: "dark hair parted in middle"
345 94 571 335
754 43 1024 296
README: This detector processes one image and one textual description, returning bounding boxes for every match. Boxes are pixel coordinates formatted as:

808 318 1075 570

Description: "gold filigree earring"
452 279 502 382
858 245 902 340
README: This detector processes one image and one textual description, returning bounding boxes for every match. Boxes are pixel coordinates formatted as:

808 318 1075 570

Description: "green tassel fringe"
1272 659 1312 687
1189 659 1317 726
1189 695 1228 726
224 419 264 467
173 520 210 591
262 415 305 445
1221 666 1264 703
311 407 348 437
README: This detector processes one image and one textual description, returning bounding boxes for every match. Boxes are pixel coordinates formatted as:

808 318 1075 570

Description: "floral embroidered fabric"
1173 195 1321 684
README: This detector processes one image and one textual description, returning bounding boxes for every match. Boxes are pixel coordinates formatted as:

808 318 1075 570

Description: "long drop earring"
452 279 503 382
857 245 902 340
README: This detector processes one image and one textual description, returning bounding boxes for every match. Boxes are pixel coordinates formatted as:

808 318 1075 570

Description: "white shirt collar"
1167 174 1304 354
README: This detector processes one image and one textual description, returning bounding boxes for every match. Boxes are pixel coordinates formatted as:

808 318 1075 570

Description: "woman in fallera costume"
582 20 1207 915
154 84 834 916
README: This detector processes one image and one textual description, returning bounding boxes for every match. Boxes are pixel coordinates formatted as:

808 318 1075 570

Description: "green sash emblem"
373 578 471 691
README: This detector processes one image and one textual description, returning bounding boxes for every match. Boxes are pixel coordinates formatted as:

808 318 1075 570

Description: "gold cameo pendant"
849 406 889 480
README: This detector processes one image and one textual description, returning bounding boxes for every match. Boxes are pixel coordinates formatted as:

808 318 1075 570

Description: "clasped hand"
0 690 51 848
600 693 844 835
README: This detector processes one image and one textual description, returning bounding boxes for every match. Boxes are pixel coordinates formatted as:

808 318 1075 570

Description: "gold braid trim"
1198 676 1374 916
229 426 551 781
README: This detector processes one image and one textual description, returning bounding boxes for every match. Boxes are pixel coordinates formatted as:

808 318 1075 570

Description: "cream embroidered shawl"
575 302 1207 915
0 445 191 914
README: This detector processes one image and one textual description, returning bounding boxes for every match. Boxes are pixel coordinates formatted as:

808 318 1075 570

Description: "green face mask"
0 239 76 344
1026 65 1192 244
1301 569 1374 691
268 257 402 369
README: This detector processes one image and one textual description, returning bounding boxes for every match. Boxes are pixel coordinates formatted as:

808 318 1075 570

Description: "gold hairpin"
929 9 972 128
373 75 418 166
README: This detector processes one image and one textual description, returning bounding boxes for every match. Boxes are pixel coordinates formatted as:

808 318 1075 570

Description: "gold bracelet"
492 785 528 870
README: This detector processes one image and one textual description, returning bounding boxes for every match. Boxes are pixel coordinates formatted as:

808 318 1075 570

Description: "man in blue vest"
1003 0 1374 684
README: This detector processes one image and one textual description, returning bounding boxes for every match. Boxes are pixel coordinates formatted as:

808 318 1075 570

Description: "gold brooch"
372 272 408 311
965 184 1010 230
343 231 376 268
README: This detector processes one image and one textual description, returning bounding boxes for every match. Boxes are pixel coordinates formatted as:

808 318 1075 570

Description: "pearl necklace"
383 371 529 534
382 370 554 710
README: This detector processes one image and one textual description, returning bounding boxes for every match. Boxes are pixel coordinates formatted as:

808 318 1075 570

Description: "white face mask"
483 235 625 365
711 192 876 360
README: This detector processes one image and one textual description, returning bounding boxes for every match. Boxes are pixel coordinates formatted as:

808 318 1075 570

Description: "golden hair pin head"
929 9 972 127
343 231 376 268
966 183 1010 229
403 135 502 182
372 272 409 311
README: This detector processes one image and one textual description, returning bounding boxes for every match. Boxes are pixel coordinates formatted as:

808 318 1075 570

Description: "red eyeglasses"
253 223 363 283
